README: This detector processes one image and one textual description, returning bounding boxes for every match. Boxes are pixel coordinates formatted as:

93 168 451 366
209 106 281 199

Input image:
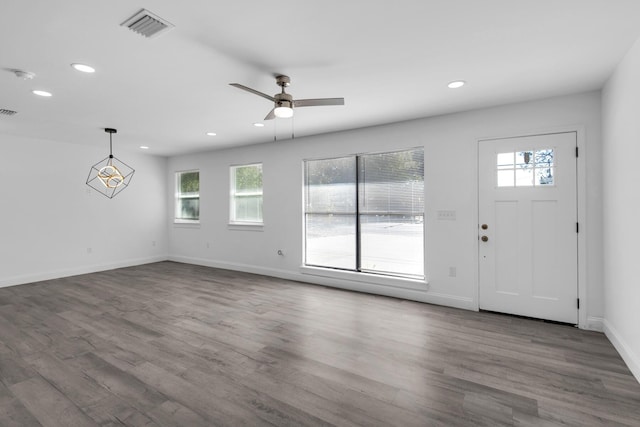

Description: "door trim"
476 125 587 329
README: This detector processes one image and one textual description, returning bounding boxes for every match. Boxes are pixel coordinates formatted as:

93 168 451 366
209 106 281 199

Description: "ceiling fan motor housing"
275 92 293 108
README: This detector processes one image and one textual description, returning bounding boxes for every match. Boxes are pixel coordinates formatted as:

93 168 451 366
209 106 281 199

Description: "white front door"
478 132 578 324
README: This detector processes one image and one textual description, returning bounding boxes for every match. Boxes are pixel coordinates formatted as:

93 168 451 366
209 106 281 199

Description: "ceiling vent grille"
121 9 174 38
0 109 17 116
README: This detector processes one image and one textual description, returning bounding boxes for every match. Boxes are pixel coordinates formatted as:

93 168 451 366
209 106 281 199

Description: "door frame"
475 125 588 329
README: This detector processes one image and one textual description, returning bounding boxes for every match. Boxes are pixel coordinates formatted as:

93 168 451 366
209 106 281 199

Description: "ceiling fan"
229 75 344 120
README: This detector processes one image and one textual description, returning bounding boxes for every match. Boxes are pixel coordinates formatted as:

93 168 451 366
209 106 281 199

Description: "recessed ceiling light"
71 63 95 73
206 132 217 136
253 123 265 127
447 80 466 89
32 90 52 97
140 146 149 150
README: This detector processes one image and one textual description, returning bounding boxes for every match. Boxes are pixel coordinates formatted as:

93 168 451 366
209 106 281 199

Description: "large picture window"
175 170 199 222
304 148 424 279
230 163 263 224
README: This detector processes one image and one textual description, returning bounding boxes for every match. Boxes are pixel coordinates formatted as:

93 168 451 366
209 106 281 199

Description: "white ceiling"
2 0 640 156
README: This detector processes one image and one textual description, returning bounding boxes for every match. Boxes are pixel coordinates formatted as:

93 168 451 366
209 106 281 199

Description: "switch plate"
437 210 456 221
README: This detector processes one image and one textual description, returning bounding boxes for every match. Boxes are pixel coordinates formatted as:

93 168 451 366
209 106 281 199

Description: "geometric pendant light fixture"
86 128 135 198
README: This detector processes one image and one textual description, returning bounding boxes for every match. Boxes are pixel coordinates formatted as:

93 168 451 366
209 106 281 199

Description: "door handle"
481 236 489 242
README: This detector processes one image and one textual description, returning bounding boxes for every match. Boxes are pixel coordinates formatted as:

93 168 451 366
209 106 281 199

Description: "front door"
478 132 578 324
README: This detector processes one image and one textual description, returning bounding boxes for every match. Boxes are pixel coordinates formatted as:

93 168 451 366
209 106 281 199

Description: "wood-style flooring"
0 261 638 426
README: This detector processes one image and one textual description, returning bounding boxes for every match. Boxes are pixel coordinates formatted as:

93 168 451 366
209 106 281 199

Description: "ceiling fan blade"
293 98 345 108
229 83 276 102
264 108 276 120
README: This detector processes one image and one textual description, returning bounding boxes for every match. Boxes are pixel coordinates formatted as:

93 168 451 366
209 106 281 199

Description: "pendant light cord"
273 117 295 141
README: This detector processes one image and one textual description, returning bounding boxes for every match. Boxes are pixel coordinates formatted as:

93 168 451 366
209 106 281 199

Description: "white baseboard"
603 319 640 383
0 255 168 288
169 255 299 281
586 316 604 332
168 255 475 311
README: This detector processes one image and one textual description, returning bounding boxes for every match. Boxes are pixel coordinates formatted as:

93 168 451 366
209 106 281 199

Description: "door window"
497 149 554 187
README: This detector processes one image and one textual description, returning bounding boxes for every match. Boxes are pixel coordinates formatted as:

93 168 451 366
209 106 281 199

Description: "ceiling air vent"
0 109 17 116
121 9 174 39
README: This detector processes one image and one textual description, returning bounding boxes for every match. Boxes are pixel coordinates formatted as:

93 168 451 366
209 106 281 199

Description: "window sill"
300 265 427 291
173 220 200 229
227 222 264 232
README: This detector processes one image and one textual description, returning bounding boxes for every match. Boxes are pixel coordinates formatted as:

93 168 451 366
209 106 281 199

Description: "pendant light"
86 128 135 198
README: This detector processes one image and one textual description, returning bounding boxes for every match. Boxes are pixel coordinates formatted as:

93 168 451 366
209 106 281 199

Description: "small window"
175 170 199 222
497 149 554 187
230 163 263 224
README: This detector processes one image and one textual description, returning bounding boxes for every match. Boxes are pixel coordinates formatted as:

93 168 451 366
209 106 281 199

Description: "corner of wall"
601 34 640 384
604 319 640 382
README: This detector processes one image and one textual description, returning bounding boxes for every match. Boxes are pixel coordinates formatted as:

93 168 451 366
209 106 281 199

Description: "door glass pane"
497 170 514 187
305 157 356 213
358 149 424 278
534 149 555 186
516 151 534 168
535 149 554 167
360 214 424 278
305 157 356 270
496 149 556 188
305 214 356 269
515 167 533 186
497 152 514 169
535 167 554 185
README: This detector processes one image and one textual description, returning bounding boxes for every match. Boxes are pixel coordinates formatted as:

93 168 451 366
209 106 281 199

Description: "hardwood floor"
0 262 638 426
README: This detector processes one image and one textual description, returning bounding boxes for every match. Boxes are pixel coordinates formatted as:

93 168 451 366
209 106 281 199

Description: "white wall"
0 93 605 332
168 91 603 327
0 134 168 286
602 38 640 380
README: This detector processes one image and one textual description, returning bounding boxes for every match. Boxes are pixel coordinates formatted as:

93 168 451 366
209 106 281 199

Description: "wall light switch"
437 210 456 221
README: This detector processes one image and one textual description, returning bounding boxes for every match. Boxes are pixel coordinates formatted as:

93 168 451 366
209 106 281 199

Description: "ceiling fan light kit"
274 106 293 118
230 75 344 120
86 128 135 198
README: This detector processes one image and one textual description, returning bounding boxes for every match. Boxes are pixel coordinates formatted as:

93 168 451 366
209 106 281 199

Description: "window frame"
229 162 264 227
303 147 425 280
174 169 200 224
